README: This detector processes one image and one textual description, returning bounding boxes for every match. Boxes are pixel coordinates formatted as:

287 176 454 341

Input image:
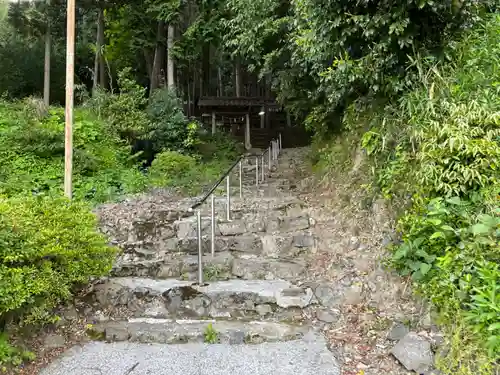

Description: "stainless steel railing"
189 133 282 285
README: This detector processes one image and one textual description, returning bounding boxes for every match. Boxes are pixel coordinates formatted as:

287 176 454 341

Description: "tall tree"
43 0 51 105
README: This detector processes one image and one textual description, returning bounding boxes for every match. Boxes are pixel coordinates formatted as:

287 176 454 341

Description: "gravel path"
40 334 339 375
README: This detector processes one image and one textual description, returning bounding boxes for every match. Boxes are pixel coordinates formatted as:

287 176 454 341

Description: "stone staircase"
40 148 340 375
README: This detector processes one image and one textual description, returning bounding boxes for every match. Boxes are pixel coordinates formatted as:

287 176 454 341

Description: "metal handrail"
190 156 244 210
190 132 282 285
189 133 281 211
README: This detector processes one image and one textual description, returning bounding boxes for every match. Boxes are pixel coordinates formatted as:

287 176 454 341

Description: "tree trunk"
201 44 210 96
150 20 166 95
97 9 106 89
235 58 241 97
43 0 51 106
217 66 222 96
167 24 175 89
143 49 153 81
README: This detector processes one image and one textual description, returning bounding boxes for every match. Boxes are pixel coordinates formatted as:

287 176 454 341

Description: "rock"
260 235 292 258
353 257 371 273
256 304 273 316
388 322 410 341
292 234 315 248
313 284 343 308
343 284 363 305
219 221 247 236
44 334 66 349
279 215 310 232
316 310 338 323
231 257 305 280
228 331 246 344
276 287 314 308
391 332 434 373
429 332 445 349
63 306 79 321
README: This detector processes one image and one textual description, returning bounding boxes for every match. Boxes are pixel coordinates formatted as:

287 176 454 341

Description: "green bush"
0 100 147 203
195 131 243 162
311 14 500 372
0 195 115 326
148 150 198 184
86 68 151 143
148 144 240 195
146 88 195 153
371 15 499 368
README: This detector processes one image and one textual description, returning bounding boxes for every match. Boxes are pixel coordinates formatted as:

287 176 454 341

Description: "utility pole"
64 0 75 199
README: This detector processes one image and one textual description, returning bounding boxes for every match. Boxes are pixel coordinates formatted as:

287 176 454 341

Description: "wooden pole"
64 0 75 199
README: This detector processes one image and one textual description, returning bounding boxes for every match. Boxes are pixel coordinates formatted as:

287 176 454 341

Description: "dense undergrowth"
312 14 499 373
0 71 242 368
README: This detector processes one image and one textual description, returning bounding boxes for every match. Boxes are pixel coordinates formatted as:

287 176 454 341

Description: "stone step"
112 252 307 282
196 195 306 213
89 318 311 345
40 333 340 375
174 213 310 238
98 194 305 245
107 204 310 251
92 277 316 320
122 232 315 260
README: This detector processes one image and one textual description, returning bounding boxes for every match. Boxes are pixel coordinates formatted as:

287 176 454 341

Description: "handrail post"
255 156 259 187
226 175 231 221
239 159 243 198
268 146 271 170
211 194 215 257
197 210 203 285
279 133 282 152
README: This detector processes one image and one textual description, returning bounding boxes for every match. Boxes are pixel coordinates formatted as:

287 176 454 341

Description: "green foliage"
394 196 500 358
148 150 198 185
0 195 115 326
313 14 499 371
0 332 35 370
347 15 500 368
87 68 150 143
146 88 196 153
0 99 147 203
203 323 219 344
147 140 238 195
195 131 243 162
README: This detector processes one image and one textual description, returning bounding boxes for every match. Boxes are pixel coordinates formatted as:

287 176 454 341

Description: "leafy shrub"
148 150 198 185
86 68 150 143
314 14 500 371
0 195 115 326
146 88 196 153
195 131 243 162
148 142 241 195
0 101 147 203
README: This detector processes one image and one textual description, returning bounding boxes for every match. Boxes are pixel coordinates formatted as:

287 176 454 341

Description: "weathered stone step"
174 212 310 238
92 277 316 320
40 333 340 375
122 232 315 260
194 196 306 215
112 252 307 282
89 318 311 345
98 195 306 246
